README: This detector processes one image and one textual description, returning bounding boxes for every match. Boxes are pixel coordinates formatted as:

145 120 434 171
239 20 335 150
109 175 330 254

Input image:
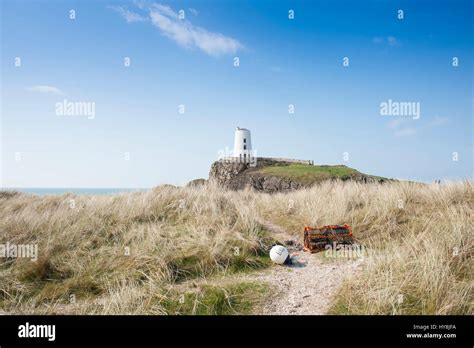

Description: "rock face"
209 158 306 193
209 158 387 193
186 178 207 187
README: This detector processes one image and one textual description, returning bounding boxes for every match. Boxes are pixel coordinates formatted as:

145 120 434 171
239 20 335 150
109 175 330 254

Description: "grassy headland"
255 163 389 185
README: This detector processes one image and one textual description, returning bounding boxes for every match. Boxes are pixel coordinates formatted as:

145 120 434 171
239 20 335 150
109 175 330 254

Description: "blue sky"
1 0 472 187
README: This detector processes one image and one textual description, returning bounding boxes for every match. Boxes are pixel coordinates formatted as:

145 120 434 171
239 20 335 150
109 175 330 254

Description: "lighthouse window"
243 139 246 143
244 145 247 150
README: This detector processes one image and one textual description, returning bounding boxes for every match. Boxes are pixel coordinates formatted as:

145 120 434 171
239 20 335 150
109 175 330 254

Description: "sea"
2 188 149 196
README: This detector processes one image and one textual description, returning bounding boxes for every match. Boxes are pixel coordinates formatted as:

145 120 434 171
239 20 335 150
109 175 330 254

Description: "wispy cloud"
109 5 146 23
373 36 400 46
387 36 398 46
188 8 199 16
26 85 64 95
389 114 447 137
148 3 242 56
429 115 449 127
387 118 416 137
394 127 417 137
387 118 402 129
112 2 243 57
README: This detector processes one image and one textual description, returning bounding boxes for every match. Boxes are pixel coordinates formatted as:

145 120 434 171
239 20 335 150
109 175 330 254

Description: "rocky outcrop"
209 158 388 193
186 178 207 187
209 159 307 193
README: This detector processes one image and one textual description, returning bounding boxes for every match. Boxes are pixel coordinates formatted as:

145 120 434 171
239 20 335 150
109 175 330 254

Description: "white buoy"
270 245 289 264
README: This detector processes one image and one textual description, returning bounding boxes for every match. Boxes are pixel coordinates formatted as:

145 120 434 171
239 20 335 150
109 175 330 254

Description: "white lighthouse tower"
233 127 252 163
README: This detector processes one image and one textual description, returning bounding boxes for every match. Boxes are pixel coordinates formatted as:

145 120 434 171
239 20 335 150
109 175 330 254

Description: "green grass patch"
162 281 268 315
168 253 272 282
256 164 365 185
227 254 272 273
35 276 103 304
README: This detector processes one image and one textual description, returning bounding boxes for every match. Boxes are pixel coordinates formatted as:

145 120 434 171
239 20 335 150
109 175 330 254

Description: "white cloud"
387 36 398 46
26 85 64 95
109 6 146 23
188 8 199 16
373 36 399 46
387 118 402 129
148 4 242 56
429 116 449 127
150 3 177 18
113 2 243 57
394 127 417 137
388 118 416 137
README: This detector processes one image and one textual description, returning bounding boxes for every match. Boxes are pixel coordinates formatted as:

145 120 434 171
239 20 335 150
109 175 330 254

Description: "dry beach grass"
0 180 472 314
0 185 271 314
253 180 473 314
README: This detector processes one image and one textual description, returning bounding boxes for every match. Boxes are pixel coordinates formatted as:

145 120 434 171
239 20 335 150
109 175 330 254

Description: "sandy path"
245 219 363 315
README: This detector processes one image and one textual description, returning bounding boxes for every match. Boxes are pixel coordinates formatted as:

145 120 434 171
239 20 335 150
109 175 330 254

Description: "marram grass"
0 180 472 314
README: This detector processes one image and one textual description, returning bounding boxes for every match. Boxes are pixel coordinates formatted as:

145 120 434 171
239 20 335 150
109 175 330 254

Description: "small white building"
233 127 252 162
